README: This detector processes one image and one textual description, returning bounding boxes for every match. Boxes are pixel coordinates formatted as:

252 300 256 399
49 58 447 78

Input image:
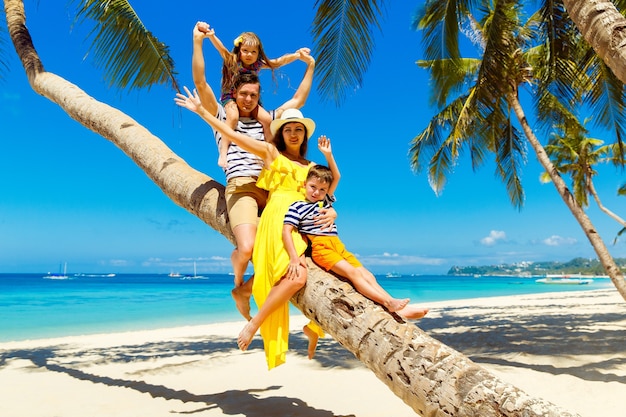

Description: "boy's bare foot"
231 280 252 321
397 306 429 320
237 321 257 351
385 297 410 313
303 325 319 359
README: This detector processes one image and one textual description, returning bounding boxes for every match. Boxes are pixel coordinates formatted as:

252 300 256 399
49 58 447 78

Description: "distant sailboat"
181 261 207 280
43 262 69 280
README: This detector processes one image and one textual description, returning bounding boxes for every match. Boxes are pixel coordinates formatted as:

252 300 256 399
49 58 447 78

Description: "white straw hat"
270 108 316 137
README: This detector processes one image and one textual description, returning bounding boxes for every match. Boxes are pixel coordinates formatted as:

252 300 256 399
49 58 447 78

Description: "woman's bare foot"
231 279 252 321
385 297 410 313
237 321 258 351
302 325 319 360
397 306 429 320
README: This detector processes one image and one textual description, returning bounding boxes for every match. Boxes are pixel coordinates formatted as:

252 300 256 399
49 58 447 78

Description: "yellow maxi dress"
253 154 324 369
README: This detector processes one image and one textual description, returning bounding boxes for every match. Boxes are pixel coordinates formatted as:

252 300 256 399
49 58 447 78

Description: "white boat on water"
180 261 208 280
385 272 402 278
535 275 593 285
74 273 116 278
43 262 70 280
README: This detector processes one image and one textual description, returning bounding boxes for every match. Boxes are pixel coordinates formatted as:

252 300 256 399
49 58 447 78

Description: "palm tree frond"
416 57 481 107
413 0 477 63
410 92 486 195
312 0 386 104
73 0 179 92
489 105 526 208
585 57 626 163
613 226 626 245
535 88 583 131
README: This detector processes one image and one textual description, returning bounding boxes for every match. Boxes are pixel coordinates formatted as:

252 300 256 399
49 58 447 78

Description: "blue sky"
1 1 625 275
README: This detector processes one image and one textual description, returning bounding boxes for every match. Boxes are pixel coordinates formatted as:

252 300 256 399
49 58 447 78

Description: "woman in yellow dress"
176 88 331 369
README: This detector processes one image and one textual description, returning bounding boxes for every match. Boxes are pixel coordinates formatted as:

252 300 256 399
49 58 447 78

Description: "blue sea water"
0 273 614 342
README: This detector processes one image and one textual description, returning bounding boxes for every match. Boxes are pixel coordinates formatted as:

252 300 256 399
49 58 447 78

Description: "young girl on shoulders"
197 22 310 167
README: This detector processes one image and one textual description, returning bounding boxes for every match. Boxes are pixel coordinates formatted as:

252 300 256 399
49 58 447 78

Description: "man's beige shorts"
225 177 268 229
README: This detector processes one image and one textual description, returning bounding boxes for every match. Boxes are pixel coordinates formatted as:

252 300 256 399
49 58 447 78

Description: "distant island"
447 257 626 276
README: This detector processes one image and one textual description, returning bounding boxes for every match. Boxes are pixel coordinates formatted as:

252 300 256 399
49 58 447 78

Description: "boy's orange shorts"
309 235 362 271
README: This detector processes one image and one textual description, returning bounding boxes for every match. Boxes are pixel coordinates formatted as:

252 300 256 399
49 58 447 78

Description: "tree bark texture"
4 0 582 415
563 0 626 84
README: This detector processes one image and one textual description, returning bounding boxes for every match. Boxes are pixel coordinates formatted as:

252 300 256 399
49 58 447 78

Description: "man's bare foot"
231 281 252 321
303 325 319 360
385 297 410 313
397 306 429 320
237 321 257 351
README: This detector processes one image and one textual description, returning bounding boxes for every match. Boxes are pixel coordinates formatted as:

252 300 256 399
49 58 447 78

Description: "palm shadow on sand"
0 336 357 417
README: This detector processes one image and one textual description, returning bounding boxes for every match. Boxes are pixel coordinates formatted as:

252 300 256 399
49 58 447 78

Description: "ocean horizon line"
0 273 615 342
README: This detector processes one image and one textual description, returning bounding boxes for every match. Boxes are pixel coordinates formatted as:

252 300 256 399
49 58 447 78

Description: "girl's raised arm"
197 22 231 61
266 47 311 69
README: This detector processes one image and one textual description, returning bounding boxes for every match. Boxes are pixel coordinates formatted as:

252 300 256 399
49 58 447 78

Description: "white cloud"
480 230 506 246
109 259 131 266
543 235 577 246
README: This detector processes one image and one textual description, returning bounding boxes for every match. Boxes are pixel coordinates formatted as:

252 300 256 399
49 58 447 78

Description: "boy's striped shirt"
284 195 338 236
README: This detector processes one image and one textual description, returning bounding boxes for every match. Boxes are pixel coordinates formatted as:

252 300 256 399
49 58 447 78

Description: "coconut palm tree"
545 123 626 244
411 0 626 299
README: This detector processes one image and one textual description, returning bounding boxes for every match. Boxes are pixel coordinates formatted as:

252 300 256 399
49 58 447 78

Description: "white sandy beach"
0 288 624 417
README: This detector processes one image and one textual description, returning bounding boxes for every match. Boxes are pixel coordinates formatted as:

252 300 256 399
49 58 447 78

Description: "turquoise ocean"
0 273 614 342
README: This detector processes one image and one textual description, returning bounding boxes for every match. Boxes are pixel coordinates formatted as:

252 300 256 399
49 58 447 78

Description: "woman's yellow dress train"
253 154 324 369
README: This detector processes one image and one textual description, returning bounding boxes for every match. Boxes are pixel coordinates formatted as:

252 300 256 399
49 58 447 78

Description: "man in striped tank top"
191 23 316 320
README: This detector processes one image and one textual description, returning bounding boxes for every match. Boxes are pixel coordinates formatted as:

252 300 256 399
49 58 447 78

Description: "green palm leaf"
73 0 179 92
489 104 526 208
416 57 481 107
412 0 473 63
311 0 385 104
584 56 626 162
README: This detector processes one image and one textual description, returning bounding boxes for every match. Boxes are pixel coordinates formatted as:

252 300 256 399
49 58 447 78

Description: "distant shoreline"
450 273 610 278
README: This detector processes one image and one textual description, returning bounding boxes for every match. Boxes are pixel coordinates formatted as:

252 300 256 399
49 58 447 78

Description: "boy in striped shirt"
282 140 428 325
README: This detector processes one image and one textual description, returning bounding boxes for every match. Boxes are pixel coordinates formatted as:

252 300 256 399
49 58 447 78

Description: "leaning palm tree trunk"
563 0 626 85
4 0 581 415
507 92 626 300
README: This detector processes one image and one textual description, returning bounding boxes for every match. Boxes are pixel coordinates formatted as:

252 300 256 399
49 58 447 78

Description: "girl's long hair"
222 32 279 93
